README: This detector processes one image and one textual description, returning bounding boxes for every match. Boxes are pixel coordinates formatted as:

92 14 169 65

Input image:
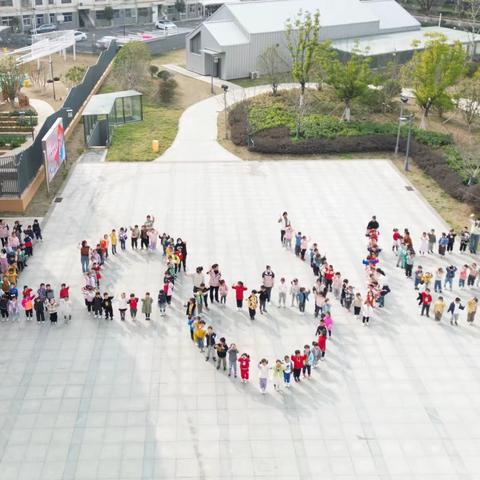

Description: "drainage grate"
405 186 414 191
54 197 63 203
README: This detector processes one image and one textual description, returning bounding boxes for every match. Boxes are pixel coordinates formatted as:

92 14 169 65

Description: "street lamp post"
47 56 60 100
222 84 228 140
395 94 409 155
401 114 414 172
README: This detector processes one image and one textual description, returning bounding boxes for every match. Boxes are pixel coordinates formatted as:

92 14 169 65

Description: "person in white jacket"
277 277 287 308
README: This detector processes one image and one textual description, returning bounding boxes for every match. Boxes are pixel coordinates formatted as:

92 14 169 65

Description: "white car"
155 20 177 31
74 31 87 41
95 35 117 49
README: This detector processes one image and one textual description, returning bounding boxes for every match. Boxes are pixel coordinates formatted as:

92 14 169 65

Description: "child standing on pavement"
157 289 167 316
219 279 228 305
278 277 287 308
118 292 128 321
92 291 103 319
272 360 284 391
238 353 250 383
228 343 239 377
142 292 153 320
128 293 139 321
232 281 247 310
119 228 127 251
324 312 333 337
258 359 269 394
247 290 258 320
110 229 118 255
283 355 292 387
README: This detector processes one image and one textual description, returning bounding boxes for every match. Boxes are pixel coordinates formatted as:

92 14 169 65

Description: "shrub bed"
0 134 27 149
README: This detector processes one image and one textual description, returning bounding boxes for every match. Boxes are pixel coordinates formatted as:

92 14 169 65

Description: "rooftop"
82 90 142 116
332 26 477 55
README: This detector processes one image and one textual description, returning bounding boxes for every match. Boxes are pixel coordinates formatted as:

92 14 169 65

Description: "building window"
96 10 106 19
124 8 132 17
22 15 31 26
137 8 148 16
190 32 201 54
63 12 72 22
49 13 55 22
48 0 54 4
113 9 120 18
35 0 42 5
0 0 14 6
36 14 44 25
61 0 72 4
167 5 175 13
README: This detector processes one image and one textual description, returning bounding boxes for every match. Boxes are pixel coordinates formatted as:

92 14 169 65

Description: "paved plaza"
1 92 480 480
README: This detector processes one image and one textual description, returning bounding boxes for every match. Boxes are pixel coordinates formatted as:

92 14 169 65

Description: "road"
0 20 198 53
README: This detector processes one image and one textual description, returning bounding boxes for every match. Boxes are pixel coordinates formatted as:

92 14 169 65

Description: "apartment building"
0 0 208 31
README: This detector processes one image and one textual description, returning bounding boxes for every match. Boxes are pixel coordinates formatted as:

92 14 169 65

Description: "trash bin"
152 140 159 153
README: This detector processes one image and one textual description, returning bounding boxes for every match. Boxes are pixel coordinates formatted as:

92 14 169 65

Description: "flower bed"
0 134 28 149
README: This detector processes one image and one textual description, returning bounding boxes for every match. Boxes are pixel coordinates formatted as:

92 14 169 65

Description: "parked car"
155 20 177 31
74 31 87 42
95 35 116 49
29 23 57 35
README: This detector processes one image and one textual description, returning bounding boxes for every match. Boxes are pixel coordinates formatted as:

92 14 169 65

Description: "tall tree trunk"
342 101 351 121
420 108 429 129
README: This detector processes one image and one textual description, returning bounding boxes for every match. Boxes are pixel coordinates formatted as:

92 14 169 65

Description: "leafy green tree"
175 0 186 14
417 0 437 13
64 65 86 87
454 73 480 130
0 56 24 105
404 33 467 128
257 45 287 96
285 9 320 105
112 41 151 90
103 6 114 23
322 48 373 121
375 61 402 113
311 40 336 90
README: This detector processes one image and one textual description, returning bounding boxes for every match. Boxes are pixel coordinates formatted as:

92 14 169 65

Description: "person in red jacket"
238 353 250 383
420 288 433 317
291 350 305 382
59 283 69 300
231 281 247 310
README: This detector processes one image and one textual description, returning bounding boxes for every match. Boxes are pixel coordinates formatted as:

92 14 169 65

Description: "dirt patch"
22 53 99 110
150 49 187 68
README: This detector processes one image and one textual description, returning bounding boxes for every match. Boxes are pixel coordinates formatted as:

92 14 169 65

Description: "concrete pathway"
1 89 480 480
156 83 303 163
30 98 55 137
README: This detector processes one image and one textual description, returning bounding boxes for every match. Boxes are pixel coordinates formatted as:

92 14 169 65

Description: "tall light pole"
222 84 228 140
395 94 409 155
402 113 414 172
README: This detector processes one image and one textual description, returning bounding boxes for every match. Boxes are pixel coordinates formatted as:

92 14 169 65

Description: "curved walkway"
155 82 303 163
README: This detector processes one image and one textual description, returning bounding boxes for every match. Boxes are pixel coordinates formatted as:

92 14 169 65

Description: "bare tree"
417 0 437 13
465 0 480 59
454 76 480 130
257 45 287 96
463 153 480 185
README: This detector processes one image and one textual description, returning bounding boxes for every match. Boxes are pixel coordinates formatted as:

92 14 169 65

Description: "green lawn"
106 104 181 161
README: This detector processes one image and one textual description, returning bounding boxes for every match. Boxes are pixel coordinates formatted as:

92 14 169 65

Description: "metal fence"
1 42 117 197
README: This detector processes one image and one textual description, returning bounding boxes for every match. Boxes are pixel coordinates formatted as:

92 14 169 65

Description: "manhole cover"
405 186 414 191
54 197 63 203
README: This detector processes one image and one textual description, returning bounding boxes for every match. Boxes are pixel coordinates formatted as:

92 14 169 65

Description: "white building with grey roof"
186 0 479 80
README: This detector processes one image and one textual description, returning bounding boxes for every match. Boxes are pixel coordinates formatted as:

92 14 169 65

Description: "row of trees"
258 10 477 129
